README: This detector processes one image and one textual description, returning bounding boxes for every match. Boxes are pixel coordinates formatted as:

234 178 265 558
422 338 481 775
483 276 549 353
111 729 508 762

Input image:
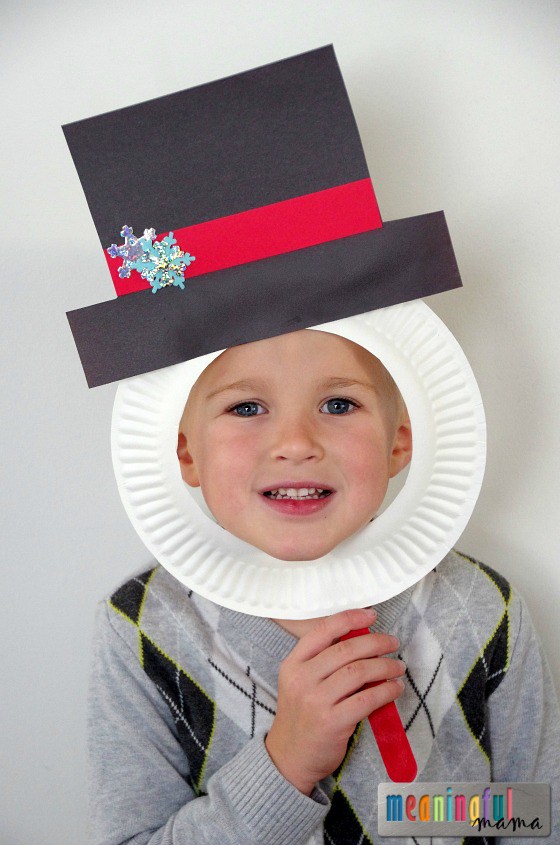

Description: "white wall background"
2 1 559 842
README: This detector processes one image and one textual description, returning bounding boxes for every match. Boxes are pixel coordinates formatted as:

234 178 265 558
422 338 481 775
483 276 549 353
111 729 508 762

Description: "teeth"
265 487 329 500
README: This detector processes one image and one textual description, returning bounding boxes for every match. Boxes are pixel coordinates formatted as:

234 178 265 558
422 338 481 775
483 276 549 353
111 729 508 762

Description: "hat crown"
63 46 369 251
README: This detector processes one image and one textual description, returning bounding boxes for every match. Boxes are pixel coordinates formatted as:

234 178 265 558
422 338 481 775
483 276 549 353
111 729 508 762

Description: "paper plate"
111 300 486 618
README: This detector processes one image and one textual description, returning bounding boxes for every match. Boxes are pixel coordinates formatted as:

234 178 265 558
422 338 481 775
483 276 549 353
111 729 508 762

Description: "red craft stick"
341 627 417 783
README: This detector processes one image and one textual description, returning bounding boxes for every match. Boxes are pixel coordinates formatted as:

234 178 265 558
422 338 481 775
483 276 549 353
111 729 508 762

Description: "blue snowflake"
107 226 196 293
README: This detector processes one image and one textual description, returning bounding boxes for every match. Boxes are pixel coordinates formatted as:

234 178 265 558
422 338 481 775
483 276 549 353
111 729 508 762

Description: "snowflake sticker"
107 226 196 293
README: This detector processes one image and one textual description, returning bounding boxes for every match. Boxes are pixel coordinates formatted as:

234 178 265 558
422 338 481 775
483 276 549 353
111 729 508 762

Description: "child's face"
177 330 412 561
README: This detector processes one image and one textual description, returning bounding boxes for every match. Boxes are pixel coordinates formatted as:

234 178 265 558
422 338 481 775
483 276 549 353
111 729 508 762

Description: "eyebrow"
204 376 379 400
318 377 380 394
204 379 269 400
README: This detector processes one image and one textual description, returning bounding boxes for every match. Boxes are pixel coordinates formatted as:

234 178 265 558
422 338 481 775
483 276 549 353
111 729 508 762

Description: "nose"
268 410 325 463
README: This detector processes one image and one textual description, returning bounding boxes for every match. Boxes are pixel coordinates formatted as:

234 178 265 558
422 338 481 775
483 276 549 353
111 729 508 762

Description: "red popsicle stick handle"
341 627 417 782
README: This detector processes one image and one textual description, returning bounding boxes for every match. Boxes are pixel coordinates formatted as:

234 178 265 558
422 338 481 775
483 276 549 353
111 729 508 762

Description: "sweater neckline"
220 585 415 661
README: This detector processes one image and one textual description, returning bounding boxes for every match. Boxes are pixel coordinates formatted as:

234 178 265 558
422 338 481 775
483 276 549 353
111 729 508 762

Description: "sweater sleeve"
486 587 560 841
88 601 329 845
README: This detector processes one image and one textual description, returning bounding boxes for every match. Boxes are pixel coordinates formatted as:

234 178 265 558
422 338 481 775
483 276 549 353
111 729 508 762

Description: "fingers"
336 676 405 727
291 608 377 663
312 631 401 682
323 655 406 703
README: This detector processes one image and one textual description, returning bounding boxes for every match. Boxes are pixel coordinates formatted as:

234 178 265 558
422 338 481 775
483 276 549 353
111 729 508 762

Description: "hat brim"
70 211 461 388
111 300 485 618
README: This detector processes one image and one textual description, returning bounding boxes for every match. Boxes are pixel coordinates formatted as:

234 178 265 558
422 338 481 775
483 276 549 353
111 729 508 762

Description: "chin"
263 543 336 562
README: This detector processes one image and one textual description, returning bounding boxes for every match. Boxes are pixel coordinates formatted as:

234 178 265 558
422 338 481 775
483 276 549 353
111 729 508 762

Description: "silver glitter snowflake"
107 226 195 293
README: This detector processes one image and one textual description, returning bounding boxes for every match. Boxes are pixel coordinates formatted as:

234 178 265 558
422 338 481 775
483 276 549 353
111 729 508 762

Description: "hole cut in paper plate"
111 300 486 618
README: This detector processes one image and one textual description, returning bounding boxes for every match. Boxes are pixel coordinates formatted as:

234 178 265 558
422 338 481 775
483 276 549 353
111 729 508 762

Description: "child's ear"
177 431 201 487
388 412 413 478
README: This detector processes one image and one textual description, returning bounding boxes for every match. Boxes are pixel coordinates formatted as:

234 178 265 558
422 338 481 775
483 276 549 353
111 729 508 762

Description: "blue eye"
231 401 264 417
320 398 357 415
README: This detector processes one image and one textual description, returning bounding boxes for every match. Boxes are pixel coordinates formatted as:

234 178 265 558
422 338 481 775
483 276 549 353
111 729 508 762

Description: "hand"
265 608 406 795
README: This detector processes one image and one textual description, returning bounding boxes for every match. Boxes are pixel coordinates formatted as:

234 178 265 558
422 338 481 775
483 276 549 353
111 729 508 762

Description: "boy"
89 329 560 844
63 45 558 843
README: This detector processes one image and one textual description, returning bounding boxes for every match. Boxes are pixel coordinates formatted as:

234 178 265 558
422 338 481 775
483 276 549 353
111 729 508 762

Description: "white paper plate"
112 300 486 618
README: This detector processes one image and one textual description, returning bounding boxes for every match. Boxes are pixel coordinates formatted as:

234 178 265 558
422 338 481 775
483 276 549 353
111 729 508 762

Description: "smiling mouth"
263 487 333 500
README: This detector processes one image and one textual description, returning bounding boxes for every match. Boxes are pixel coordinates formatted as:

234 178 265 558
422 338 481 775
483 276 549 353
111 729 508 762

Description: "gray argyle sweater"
88 550 560 844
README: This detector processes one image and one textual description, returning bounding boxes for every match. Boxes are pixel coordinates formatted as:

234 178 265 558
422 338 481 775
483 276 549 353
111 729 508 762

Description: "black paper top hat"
64 45 461 388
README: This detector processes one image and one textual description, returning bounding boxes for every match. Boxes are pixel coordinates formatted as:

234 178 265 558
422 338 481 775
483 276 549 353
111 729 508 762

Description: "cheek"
340 424 390 472
196 426 258 510
335 427 391 488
